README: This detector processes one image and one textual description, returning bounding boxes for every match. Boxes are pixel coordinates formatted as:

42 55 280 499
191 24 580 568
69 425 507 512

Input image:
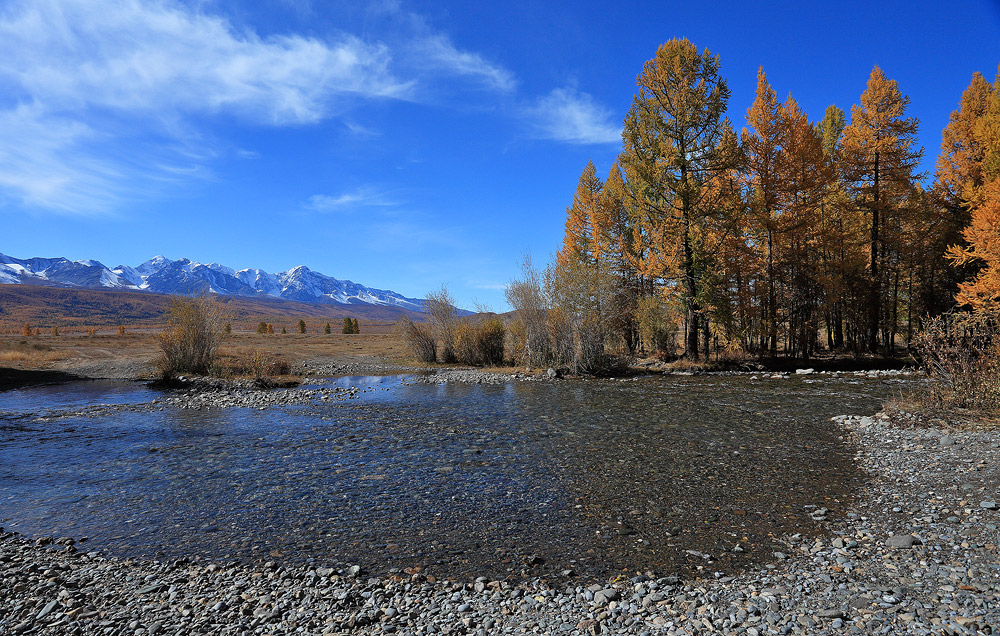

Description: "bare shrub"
546 306 574 365
225 348 291 381
156 296 228 378
396 317 437 363
916 311 1000 410
573 315 606 374
426 286 458 362
505 255 550 366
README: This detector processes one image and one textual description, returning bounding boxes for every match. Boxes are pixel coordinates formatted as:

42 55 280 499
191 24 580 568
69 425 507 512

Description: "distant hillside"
0 284 425 331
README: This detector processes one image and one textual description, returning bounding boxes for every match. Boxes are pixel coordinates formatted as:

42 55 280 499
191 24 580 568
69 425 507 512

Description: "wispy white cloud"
0 0 412 125
0 104 118 213
525 88 621 144
306 187 399 212
412 35 516 93
0 0 509 214
470 282 507 291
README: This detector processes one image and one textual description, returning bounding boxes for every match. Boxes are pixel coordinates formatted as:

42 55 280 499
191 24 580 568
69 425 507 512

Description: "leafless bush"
223 348 291 381
505 255 551 366
156 296 228 378
396 317 437 363
547 306 574 365
426 286 458 362
572 315 605 374
916 311 1000 410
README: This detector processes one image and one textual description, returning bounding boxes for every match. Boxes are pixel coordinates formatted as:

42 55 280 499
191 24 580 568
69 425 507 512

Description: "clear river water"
0 373 915 581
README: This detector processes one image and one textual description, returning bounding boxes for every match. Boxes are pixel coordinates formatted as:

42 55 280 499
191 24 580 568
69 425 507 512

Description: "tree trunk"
767 227 777 357
868 151 881 352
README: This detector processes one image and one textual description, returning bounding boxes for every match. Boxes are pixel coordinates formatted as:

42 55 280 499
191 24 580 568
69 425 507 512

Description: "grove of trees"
528 38 1000 363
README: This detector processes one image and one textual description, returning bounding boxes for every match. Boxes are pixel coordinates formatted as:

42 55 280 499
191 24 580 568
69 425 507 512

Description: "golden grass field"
0 321 410 378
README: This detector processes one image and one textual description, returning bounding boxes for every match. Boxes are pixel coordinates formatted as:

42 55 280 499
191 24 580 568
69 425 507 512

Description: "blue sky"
1 0 998 309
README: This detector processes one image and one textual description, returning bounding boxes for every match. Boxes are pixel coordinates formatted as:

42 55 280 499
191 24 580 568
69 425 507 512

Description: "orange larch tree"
948 68 1000 310
620 38 733 359
557 159 602 267
775 95 832 357
949 179 1000 309
841 66 923 351
741 68 784 354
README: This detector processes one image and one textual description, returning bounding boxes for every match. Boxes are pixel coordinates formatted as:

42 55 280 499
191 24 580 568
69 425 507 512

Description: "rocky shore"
3 404 998 635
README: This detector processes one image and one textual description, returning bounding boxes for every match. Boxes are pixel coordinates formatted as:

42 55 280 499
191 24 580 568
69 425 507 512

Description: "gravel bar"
2 409 999 635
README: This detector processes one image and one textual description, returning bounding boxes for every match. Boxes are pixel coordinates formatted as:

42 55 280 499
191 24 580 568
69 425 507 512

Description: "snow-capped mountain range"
0 252 426 311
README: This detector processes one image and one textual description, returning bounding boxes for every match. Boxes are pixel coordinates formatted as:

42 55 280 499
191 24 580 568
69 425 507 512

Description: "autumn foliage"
543 41 999 363
946 67 1000 311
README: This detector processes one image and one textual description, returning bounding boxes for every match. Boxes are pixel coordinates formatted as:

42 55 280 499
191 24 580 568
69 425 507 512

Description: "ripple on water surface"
0 374 908 581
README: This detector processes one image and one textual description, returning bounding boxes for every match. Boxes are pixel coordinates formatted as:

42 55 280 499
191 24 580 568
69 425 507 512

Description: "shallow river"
0 373 914 581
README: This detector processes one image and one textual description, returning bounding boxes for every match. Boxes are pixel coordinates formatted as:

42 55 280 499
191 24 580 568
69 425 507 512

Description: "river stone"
981 501 998 510
594 588 619 604
36 599 58 620
817 609 844 619
886 534 921 548
940 435 955 446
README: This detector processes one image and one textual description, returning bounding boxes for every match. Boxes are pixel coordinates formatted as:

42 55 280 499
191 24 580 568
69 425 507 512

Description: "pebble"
886 534 921 548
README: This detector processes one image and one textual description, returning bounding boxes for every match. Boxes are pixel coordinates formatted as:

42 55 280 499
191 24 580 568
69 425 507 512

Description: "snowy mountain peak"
1 251 427 312
136 255 172 275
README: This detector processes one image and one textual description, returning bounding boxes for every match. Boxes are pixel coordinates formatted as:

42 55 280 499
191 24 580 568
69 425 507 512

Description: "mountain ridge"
0 252 426 312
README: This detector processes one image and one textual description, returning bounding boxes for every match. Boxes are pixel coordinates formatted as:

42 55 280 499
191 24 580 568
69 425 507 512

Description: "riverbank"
1 329 919 393
3 405 997 635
